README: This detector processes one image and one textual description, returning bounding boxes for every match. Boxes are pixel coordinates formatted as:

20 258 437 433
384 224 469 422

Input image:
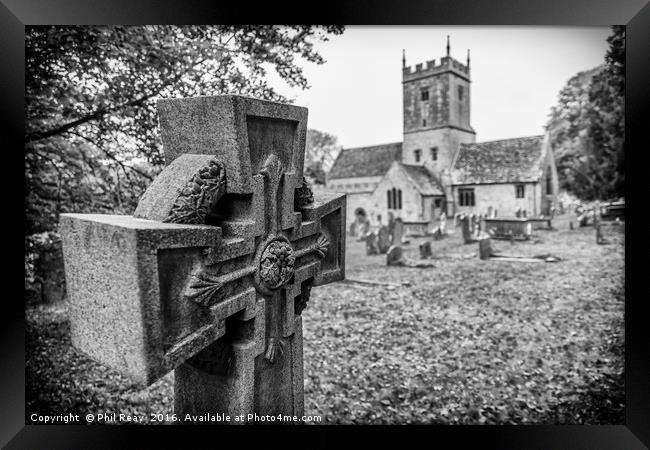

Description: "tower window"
414 149 421 163
431 147 438 161
459 188 475 206
515 184 525 198
421 89 429 101
458 85 464 100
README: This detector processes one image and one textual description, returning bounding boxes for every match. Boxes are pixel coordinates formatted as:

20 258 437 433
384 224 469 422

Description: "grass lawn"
26 215 624 424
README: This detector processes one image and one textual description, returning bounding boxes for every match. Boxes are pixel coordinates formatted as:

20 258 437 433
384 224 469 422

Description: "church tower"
402 37 476 177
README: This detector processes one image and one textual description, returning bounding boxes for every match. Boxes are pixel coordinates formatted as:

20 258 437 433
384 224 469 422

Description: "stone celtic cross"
60 96 346 420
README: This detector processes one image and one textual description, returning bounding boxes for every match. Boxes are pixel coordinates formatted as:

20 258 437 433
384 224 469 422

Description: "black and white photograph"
6 1 645 439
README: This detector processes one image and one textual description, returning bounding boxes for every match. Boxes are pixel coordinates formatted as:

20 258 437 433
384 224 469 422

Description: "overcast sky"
268 26 611 149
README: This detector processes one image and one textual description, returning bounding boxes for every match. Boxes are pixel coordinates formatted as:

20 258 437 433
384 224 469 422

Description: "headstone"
419 240 432 259
569 220 574 230
478 236 494 260
432 227 443 240
377 225 391 254
460 215 475 244
391 218 404 245
472 214 481 238
365 231 379 255
60 96 346 422
386 245 404 266
486 206 493 218
439 212 447 235
386 245 434 268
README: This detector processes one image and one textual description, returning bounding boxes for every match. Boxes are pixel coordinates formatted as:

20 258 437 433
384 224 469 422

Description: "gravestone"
486 206 493 218
357 219 370 241
60 95 346 422
460 215 476 244
478 236 494 260
439 212 447 235
377 225 391 254
386 245 434 268
419 240 432 259
365 231 379 255
391 218 404 245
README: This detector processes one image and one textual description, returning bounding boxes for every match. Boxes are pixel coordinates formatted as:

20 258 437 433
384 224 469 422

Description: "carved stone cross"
60 96 346 420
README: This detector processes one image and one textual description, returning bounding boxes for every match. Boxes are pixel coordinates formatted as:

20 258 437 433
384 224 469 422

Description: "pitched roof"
400 163 444 195
451 135 546 184
328 142 402 179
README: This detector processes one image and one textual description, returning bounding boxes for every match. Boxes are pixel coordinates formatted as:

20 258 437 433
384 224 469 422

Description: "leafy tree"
25 25 344 235
546 26 624 201
304 128 341 184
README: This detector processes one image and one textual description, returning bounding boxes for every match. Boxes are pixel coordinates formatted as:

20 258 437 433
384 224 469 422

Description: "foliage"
305 128 341 184
546 26 625 201
26 216 624 424
25 25 344 235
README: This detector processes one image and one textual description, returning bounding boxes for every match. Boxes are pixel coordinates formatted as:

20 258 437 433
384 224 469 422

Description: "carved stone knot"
259 239 295 290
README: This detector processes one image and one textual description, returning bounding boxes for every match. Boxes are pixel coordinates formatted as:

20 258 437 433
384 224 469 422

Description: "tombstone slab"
419 241 432 259
377 225 391 254
61 95 346 421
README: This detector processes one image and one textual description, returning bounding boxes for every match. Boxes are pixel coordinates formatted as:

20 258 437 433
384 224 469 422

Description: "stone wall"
451 182 541 217
403 127 475 175
372 163 425 223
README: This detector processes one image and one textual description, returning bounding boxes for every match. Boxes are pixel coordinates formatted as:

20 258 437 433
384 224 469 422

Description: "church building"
326 37 559 234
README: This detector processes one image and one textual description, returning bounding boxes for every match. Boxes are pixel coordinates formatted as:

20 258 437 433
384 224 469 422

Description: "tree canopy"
546 26 624 201
25 25 344 235
304 128 342 185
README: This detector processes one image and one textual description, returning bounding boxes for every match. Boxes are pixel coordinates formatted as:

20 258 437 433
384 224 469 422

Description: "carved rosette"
164 159 226 224
259 239 295 290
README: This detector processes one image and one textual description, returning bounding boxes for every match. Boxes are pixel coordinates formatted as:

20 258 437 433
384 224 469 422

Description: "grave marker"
60 95 346 421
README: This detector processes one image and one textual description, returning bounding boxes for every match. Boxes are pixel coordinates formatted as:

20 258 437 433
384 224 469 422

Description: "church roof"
451 135 547 184
328 142 402 179
400 164 444 195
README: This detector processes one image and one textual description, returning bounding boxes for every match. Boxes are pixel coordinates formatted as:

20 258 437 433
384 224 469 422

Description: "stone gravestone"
377 225 391 254
460 214 476 244
386 245 434 268
357 219 370 242
439 212 447 235
60 96 346 422
365 230 379 255
391 218 404 246
419 240 432 259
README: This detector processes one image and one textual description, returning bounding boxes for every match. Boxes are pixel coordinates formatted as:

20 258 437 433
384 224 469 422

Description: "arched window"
398 189 402 209
546 171 553 195
387 190 392 209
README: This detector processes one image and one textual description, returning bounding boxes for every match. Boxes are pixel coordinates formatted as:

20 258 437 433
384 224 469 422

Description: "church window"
421 89 429 101
387 190 392 209
458 85 464 100
459 188 475 206
546 171 553 195
398 189 402 209
414 149 421 163
431 147 438 161
515 184 525 198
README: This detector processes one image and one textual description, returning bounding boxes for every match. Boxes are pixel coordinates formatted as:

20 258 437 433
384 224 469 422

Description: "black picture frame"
4 0 648 447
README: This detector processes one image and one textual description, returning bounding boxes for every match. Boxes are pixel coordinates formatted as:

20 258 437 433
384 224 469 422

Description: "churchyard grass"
26 215 624 424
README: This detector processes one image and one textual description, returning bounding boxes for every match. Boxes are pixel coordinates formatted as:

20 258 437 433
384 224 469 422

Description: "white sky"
269 26 611 148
